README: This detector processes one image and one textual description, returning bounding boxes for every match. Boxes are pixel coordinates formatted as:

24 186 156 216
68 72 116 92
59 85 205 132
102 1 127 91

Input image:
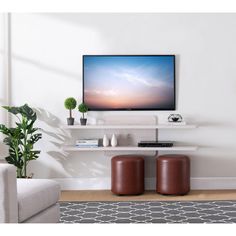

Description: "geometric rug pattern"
60 201 236 223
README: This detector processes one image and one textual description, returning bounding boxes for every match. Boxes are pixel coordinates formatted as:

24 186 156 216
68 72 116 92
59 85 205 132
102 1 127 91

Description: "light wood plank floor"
60 190 236 202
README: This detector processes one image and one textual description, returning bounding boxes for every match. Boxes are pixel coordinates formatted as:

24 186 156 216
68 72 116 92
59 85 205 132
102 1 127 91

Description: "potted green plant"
78 102 88 126
64 97 77 125
0 104 42 178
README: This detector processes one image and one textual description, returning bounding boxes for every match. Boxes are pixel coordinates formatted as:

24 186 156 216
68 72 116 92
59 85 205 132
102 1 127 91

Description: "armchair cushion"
17 179 60 222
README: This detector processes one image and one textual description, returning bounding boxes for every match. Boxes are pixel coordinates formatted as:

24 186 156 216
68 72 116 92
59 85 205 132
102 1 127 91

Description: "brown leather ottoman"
156 155 190 195
111 155 144 195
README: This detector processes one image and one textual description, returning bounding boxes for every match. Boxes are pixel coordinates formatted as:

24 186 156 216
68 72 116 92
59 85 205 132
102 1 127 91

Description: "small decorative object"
103 134 109 147
111 134 118 147
0 104 42 178
78 102 89 126
168 114 183 123
64 97 77 125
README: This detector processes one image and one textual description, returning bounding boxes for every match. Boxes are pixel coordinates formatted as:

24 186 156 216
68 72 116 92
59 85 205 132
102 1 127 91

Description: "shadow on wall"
34 108 108 178
35 108 73 177
44 13 173 54
1 48 79 81
11 53 79 80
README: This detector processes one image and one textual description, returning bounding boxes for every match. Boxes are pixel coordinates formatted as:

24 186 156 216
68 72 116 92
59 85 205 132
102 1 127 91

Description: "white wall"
2 13 236 189
0 14 4 130
0 14 8 159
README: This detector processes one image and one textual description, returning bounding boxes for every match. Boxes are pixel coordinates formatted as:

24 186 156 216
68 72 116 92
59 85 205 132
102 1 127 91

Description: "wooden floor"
60 190 236 202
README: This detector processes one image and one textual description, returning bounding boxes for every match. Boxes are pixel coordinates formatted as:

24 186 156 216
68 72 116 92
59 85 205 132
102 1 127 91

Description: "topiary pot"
80 118 87 126
67 117 74 125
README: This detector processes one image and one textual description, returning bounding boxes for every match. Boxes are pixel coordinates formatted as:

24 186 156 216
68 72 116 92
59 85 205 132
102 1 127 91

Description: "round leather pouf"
156 155 190 195
111 155 144 195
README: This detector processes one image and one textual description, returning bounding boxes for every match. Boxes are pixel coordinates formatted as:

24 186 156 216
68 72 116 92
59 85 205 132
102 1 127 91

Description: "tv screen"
83 55 175 110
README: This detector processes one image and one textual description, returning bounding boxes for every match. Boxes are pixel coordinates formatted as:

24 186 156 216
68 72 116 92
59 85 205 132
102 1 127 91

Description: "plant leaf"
0 124 10 135
29 133 42 144
2 106 21 115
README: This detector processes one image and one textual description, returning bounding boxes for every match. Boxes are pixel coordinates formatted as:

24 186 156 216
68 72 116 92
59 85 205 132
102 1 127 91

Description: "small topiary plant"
78 103 88 119
64 97 77 118
78 103 88 125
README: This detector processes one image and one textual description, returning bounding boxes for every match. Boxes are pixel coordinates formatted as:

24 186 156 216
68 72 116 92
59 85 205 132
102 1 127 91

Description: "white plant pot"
103 134 109 147
111 134 117 147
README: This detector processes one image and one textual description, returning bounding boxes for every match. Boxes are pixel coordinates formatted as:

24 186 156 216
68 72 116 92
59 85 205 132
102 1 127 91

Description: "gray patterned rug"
60 201 236 223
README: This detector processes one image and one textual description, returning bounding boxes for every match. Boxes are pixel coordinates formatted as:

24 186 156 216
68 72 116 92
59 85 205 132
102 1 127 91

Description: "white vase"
103 134 109 147
111 134 117 147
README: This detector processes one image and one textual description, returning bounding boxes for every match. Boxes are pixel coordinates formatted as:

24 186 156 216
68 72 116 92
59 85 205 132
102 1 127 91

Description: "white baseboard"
190 177 236 190
55 178 111 190
54 177 236 190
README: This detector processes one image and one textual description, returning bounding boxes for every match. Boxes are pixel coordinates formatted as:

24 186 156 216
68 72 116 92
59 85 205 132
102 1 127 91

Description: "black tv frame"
82 55 176 111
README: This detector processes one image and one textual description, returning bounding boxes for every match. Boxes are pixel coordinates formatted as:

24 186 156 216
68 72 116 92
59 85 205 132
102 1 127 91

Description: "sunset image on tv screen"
83 55 175 110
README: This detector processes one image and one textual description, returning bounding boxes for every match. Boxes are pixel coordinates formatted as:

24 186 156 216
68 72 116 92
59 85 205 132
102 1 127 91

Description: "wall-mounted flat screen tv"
83 55 175 110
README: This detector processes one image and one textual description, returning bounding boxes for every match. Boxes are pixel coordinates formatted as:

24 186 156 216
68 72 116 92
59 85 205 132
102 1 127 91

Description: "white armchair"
0 164 61 223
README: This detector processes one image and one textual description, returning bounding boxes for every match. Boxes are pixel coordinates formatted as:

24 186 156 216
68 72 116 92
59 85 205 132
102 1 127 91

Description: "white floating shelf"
62 145 198 152
62 124 197 130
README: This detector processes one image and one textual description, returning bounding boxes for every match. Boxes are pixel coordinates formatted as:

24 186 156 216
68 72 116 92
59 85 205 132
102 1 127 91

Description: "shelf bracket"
155 128 158 157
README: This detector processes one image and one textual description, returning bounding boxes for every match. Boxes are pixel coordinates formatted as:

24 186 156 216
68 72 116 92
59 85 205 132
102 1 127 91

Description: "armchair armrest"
0 164 18 223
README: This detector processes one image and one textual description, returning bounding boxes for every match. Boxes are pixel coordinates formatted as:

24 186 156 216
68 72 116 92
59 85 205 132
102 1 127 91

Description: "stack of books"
76 139 99 148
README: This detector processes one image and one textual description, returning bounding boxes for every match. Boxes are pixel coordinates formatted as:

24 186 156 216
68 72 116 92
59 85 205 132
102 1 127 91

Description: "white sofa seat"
17 179 60 222
0 164 61 223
